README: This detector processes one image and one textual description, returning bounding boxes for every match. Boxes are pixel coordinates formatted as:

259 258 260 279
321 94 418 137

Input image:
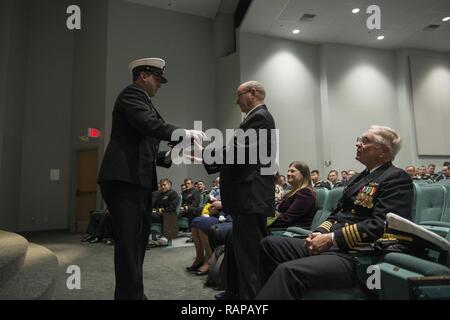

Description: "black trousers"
99 181 152 300
255 236 356 300
224 214 268 300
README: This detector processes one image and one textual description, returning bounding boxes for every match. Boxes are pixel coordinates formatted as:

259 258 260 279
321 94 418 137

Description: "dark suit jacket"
204 105 276 216
98 84 179 190
315 161 413 251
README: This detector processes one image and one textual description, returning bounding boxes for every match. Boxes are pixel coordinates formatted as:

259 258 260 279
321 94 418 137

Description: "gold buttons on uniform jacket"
351 209 356 214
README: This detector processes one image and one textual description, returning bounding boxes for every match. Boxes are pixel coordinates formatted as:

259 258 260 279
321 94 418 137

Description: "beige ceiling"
122 0 238 18
240 0 450 52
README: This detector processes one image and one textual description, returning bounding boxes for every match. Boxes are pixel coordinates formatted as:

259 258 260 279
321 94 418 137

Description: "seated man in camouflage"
255 125 413 300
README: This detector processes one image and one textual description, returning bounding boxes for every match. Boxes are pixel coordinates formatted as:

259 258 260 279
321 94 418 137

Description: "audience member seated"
150 178 179 244
81 208 114 245
255 125 413 300
186 182 225 276
427 163 438 181
268 161 317 230
415 165 431 181
279 175 292 193
195 180 210 198
209 177 220 202
327 169 345 189
274 174 285 206
341 171 348 184
347 169 357 181
436 164 450 182
405 165 415 179
311 170 331 189
179 178 201 227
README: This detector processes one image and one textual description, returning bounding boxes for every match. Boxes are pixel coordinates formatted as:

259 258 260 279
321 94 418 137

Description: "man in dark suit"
204 81 277 300
256 125 413 300
98 57 205 300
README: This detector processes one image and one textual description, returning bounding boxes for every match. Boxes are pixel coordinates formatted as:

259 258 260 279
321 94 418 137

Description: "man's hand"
210 201 222 210
305 232 333 256
185 130 207 142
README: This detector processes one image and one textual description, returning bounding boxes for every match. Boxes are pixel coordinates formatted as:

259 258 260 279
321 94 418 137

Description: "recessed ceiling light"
292 29 300 34
377 35 385 40
443 17 450 22
352 8 360 14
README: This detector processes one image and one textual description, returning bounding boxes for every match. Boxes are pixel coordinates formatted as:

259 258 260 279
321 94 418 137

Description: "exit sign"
87 128 101 138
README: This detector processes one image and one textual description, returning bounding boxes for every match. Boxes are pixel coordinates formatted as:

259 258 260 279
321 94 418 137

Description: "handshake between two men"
168 128 206 164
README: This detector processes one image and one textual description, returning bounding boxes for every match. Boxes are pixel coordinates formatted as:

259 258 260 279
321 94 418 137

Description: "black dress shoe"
195 270 209 276
186 261 203 272
89 237 100 243
81 235 93 242
215 291 239 300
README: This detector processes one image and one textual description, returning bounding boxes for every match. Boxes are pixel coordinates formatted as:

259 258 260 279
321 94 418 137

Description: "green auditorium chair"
306 213 450 300
283 187 344 237
413 183 448 237
375 216 450 300
413 179 432 184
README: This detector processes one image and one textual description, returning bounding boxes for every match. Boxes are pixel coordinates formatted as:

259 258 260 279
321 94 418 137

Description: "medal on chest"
354 182 378 209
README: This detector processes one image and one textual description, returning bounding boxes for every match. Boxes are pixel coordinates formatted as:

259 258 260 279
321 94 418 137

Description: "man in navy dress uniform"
98 58 205 300
256 125 413 300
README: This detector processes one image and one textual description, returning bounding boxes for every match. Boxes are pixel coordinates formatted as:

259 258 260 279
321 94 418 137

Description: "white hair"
368 125 401 160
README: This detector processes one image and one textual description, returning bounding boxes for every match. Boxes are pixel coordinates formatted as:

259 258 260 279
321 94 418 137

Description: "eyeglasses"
237 90 251 98
356 136 373 145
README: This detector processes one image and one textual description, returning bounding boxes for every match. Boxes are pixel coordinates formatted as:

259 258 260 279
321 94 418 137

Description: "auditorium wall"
238 32 321 174
238 31 450 175
18 0 75 231
1 1 449 232
105 0 218 200
0 0 28 231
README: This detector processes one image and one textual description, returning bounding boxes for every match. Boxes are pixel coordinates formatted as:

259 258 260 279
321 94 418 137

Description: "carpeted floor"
23 232 218 300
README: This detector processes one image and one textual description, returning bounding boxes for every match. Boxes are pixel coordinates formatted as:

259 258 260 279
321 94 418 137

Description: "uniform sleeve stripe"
342 227 354 248
346 226 357 247
320 222 332 232
352 224 362 243
347 225 358 245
